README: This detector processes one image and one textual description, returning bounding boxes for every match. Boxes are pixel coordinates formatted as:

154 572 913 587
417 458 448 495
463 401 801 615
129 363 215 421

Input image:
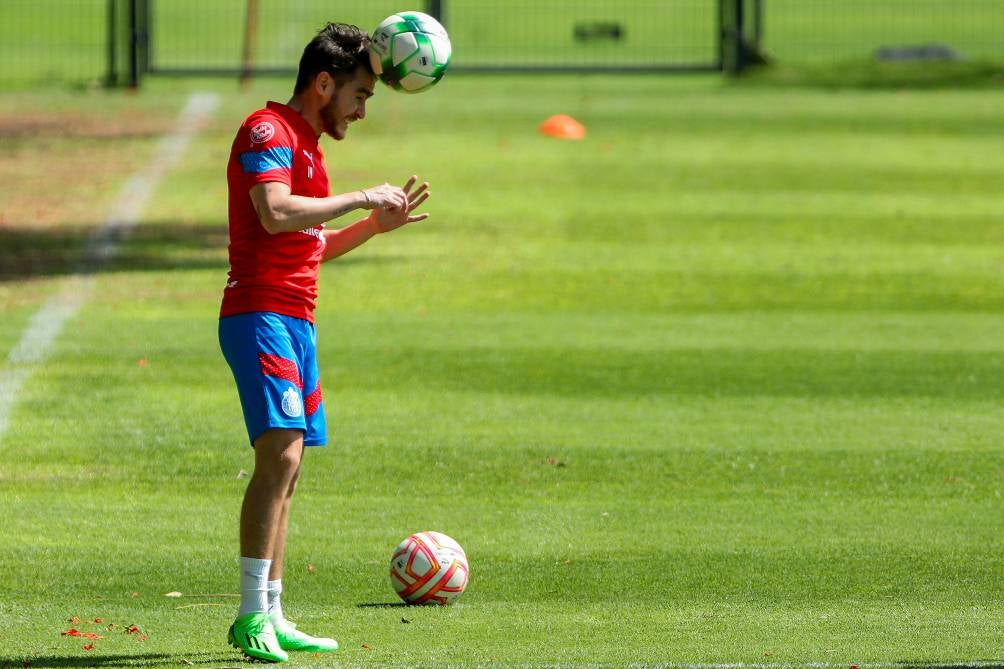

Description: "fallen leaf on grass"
68 617 80 624
361 644 371 650
236 469 248 479
306 563 315 574
401 618 411 624
82 644 95 651
179 660 194 666
164 591 183 598
63 629 105 640
93 618 103 623
124 624 142 635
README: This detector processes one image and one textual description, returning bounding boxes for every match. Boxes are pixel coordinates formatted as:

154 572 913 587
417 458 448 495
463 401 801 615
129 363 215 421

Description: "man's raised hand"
368 175 430 233
360 182 408 211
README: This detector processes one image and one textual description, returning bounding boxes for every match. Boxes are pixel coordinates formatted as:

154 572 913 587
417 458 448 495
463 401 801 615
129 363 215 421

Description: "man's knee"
253 428 304 482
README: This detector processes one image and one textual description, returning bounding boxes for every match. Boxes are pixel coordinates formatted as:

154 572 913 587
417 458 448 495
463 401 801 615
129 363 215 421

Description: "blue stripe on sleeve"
239 146 294 174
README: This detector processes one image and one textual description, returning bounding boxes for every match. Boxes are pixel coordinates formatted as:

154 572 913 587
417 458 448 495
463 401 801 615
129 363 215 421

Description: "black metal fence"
765 0 1003 64
0 0 1001 87
140 0 726 79
2 0 111 87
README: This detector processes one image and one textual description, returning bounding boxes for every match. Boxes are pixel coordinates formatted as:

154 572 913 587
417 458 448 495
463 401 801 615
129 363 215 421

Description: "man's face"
320 67 376 141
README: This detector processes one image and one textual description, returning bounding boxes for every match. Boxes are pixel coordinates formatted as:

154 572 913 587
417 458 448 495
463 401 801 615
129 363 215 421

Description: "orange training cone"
538 114 586 140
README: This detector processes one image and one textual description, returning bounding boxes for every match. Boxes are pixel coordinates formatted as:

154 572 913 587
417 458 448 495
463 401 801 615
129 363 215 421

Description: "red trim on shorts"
304 384 323 416
259 353 302 389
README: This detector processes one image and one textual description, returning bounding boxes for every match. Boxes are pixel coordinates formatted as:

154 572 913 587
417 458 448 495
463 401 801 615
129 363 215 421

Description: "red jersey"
221 101 329 322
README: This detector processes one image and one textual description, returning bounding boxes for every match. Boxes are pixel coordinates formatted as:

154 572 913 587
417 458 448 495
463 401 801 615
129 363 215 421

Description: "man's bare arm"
249 181 408 235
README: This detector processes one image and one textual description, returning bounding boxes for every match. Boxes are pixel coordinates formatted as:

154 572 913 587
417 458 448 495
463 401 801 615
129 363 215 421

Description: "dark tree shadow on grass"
0 221 227 281
0 651 240 668
0 220 401 282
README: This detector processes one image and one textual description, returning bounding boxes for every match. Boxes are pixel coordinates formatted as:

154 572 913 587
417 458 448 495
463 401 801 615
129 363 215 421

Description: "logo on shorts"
281 386 303 418
249 121 275 144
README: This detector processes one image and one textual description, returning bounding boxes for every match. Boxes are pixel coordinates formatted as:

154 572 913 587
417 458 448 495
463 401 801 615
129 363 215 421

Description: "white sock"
238 556 272 617
267 579 285 625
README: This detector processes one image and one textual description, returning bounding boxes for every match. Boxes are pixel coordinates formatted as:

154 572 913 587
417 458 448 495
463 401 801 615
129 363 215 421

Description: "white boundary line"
0 92 220 443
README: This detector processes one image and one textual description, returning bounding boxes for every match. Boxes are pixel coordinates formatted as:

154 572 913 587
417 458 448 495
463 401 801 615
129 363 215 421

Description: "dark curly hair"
294 22 372 94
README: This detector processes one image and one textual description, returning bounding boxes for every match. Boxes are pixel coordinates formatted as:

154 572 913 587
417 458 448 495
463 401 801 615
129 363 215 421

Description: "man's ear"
315 71 334 98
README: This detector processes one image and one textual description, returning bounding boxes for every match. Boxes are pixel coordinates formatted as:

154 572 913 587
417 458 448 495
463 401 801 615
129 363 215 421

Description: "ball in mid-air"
390 531 469 604
369 11 452 93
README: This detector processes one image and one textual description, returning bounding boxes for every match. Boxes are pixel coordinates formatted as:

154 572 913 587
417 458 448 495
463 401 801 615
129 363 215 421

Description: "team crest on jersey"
281 386 303 418
249 121 276 144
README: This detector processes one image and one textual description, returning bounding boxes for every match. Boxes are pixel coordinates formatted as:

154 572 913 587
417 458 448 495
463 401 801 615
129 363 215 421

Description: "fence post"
427 0 444 24
126 0 150 87
721 0 767 74
139 0 150 75
753 0 764 53
240 0 261 87
106 0 118 86
720 0 746 75
127 0 138 86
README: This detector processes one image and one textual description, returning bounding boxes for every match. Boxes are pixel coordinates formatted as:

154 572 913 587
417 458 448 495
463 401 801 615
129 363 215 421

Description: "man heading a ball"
219 22 429 663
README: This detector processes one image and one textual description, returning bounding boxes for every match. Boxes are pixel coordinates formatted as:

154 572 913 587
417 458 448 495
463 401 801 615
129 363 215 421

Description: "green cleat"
274 619 339 652
227 612 289 663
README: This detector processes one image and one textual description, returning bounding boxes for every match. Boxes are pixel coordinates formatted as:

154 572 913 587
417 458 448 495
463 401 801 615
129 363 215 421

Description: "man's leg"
241 428 304 560
266 462 300 625
229 428 303 663
261 449 340 653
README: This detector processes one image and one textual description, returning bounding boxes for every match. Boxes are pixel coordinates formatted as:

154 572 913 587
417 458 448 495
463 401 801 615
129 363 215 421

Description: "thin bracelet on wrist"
360 189 372 208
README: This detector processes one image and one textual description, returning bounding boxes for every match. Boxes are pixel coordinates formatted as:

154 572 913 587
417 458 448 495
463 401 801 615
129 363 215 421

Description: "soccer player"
218 22 429 663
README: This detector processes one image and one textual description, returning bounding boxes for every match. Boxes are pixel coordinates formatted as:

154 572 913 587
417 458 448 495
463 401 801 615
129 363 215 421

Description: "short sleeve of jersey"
235 114 295 188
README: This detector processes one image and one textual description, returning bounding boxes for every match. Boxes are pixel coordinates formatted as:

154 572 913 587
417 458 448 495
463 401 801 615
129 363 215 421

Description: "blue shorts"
219 312 327 447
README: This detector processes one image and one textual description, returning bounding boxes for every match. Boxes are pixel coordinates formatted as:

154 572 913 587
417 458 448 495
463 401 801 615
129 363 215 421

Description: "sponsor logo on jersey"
298 227 324 240
249 121 276 144
281 386 303 418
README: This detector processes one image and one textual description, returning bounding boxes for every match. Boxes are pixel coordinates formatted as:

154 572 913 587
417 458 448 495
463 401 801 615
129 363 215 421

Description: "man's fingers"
407 212 430 223
402 175 418 194
408 182 429 202
408 191 430 212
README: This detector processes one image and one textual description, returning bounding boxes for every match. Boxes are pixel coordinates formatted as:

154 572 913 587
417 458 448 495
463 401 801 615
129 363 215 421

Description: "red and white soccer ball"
390 531 469 605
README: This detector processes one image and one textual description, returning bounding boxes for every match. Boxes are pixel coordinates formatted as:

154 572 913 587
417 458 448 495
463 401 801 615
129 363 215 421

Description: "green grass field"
2 71 1004 668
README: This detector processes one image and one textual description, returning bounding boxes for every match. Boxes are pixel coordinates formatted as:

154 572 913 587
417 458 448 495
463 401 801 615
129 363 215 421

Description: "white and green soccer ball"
369 11 452 93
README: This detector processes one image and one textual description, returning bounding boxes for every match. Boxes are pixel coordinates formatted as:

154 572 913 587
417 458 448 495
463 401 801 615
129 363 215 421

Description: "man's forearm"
322 216 379 261
254 190 368 234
